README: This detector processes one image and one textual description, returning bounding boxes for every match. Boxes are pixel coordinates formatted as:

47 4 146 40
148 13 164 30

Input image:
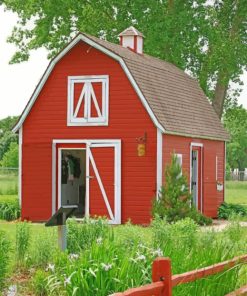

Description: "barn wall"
162 134 225 217
21 41 157 224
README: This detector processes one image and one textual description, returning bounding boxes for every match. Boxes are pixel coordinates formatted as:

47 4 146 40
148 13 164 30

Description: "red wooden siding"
89 147 115 219
162 134 225 217
21 41 157 224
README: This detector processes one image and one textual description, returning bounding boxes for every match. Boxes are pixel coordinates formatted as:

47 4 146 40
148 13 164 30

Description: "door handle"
86 176 95 179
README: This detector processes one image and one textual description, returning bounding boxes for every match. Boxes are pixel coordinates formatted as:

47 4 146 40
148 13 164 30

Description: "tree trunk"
212 72 230 118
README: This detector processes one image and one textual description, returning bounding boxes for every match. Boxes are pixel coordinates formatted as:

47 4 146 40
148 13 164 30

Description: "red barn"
13 27 229 224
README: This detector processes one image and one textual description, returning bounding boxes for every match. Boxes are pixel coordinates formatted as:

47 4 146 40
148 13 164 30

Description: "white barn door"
85 141 121 224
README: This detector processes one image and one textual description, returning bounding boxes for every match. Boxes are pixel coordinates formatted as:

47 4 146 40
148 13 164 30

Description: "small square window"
67 75 109 126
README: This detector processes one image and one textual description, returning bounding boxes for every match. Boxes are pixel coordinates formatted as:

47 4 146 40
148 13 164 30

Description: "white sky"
0 7 246 120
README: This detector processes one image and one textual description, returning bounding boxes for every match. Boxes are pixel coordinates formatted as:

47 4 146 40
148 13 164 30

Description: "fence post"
152 257 172 296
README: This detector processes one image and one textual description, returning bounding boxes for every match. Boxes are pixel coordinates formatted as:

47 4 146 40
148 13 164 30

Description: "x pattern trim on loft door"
67 75 109 126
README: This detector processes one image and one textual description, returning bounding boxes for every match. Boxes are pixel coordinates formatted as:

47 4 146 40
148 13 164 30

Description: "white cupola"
119 26 144 54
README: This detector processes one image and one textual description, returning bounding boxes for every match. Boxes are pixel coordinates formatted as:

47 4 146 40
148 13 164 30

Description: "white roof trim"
12 33 164 133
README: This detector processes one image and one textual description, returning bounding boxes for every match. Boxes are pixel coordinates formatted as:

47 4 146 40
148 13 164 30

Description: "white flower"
136 255 146 261
69 253 79 260
101 263 113 271
64 277 71 287
138 243 145 249
152 248 163 257
46 263 55 272
96 237 103 245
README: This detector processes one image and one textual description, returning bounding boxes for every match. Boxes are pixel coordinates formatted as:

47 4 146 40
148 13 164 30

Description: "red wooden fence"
110 255 247 296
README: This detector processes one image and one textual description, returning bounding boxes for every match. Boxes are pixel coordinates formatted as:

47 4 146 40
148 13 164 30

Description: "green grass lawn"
225 181 247 205
0 173 18 195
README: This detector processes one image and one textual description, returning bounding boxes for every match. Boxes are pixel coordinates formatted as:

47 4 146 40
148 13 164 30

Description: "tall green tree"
0 142 18 167
0 116 18 161
224 106 247 176
1 0 246 118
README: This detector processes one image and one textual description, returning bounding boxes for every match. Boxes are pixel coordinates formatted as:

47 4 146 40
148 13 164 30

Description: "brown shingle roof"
84 33 229 141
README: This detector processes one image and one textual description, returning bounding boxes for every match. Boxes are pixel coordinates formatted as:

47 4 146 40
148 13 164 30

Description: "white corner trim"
156 128 163 198
13 33 164 133
18 126 23 207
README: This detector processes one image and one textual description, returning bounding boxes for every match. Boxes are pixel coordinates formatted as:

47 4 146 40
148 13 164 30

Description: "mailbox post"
45 205 78 251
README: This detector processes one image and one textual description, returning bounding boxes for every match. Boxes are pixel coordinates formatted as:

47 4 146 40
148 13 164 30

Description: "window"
175 153 183 178
67 75 109 126
175 153 183 175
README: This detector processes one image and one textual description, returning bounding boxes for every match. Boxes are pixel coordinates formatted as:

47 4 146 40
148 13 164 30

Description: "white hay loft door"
85 141 121 224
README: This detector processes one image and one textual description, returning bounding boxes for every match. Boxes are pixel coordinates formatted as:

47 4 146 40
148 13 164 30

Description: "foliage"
1 1 246 117
16 221 30 267
0 116 19 133
0 131 18 162
41 217 247 295
31 229 56 267
0 230 10 290
31 270 48 296
226 163 231 181
224 106 247 173
0 116 18 162
0 142 18 168
152 154 211 225
2 218 247 295
187 208 212 226
0 196 20 221
67 217 110 253
218 202 247 220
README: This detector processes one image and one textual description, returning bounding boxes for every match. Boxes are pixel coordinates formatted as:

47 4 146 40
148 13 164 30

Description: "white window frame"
67 75 109 126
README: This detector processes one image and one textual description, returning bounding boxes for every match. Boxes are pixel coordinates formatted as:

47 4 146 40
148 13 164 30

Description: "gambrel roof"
13 32 229 141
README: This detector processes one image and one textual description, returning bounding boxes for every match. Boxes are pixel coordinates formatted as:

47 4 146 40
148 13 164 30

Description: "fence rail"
110 255 247 296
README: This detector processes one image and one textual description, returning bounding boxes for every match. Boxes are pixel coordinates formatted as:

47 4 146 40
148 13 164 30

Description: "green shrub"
31 270 48 296
0 230 10 290
218 202 247 219
152 154 212 225
187 208 212 225
0 197 20 221
16 221 30 267
67 217 110 253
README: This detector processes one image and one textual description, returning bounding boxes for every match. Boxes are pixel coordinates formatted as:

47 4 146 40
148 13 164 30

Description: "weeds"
0 230 10 290
0 197 20 221
16 221 30 267
67 217 110 253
